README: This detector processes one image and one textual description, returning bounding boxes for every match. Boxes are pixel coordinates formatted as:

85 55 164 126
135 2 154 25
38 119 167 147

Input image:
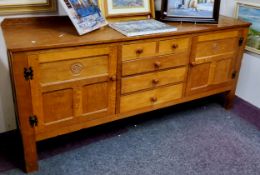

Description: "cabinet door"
186 31 241 95
27 46 117 139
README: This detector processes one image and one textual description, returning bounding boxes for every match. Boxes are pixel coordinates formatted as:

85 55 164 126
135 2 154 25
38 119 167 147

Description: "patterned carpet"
0 97 259 175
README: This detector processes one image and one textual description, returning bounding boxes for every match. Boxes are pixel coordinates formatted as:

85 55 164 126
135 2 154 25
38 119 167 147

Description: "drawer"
121 67 187 94
40 55 109 84
122 52 189 76
122 41 156 61
120 84 183 113
159 38 190 55
193 37 238 64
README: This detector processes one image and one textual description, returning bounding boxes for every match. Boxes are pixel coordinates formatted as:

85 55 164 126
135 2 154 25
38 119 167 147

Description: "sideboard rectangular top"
1 16 250 52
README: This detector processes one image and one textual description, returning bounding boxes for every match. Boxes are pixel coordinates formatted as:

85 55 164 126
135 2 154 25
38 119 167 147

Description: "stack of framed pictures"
235 1 260 55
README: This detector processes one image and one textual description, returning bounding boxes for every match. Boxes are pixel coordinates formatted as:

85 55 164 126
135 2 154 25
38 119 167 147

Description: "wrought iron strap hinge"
29 115 38 127
239 37 244 46
24 67 34 80
232 71 237 79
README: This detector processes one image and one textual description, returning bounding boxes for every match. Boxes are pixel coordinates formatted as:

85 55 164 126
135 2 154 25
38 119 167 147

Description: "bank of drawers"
120 37 191 113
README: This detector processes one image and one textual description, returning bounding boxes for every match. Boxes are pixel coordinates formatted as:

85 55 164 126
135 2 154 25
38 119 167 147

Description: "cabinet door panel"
187 58 233 95
83 83 108 114
42 89 74 124
213 59 232 84
187 30 240 95
27 46 117 139
189 63 211 91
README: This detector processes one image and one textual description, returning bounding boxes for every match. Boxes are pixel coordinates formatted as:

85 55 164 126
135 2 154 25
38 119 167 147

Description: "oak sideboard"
1 16 250 173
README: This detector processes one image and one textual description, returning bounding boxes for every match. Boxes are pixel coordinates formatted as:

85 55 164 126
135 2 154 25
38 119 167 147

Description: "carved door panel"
27 46 117 138
186 30 241 95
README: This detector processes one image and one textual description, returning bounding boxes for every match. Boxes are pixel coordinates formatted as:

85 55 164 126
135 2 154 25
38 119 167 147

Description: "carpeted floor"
0 98 260 175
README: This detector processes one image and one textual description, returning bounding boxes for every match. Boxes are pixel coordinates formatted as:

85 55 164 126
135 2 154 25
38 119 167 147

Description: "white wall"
0 2 65 133
0 0 259 133
220 0 260 108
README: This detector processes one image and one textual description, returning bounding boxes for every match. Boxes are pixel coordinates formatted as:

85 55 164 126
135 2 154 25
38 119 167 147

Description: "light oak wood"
27 46 117 136
121 67 187 94
120 84 184 113
122 52 189 76
159 38 191 55
186 30 241 96
122 41 157 61
40 55 108 85
2 16 250 173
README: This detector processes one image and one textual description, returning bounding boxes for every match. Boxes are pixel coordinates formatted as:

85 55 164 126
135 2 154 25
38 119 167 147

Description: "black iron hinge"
24 67 33 80
232 71 237 79
29 115 38 127
239 37 244 46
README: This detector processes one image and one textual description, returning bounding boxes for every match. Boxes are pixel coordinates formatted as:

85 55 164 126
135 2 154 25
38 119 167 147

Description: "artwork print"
60 0 107 35
236 3 260 54
167 0 215 18
111 0 145 9
104 0 151 17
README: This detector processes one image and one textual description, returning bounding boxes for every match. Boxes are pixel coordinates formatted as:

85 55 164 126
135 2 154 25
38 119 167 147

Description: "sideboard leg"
21 132 39 173
224 91 235 110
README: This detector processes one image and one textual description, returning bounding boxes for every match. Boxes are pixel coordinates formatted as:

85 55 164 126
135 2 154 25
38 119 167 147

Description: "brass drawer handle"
136 48 144 55
150 97 158 103
152 79 160 85
109 75 117 81
154 61 161 68
172 44 179 49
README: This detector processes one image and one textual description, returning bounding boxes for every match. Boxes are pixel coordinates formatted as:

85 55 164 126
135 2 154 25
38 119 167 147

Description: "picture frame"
160 0 221 23
235 1 260 55
98 0 155 20
0 0 57 15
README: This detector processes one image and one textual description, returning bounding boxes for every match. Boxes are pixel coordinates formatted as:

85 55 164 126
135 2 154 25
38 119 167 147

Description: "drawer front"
40 55 108 85
192 30 240 65
159 38 190 55
121 67 187 94
122 41 156 61
122 52 189 76
193 37 238 64
120 84 183 113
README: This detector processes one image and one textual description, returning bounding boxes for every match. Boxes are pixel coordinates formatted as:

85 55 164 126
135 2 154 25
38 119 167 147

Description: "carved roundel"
70 62 84 74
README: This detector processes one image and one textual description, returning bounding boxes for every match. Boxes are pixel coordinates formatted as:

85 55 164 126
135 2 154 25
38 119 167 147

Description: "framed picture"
235 1 260 55
160 0 221 23
0 0 57 15
98 0 155 19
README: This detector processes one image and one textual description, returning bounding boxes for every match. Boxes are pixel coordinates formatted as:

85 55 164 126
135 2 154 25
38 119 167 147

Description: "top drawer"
159 38 190 55
122 41 156 61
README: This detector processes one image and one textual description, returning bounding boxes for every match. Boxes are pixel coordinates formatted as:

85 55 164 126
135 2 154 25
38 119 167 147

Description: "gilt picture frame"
235 1 260 55
98 0 155 19
160 0 221 23
0 0 57 15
